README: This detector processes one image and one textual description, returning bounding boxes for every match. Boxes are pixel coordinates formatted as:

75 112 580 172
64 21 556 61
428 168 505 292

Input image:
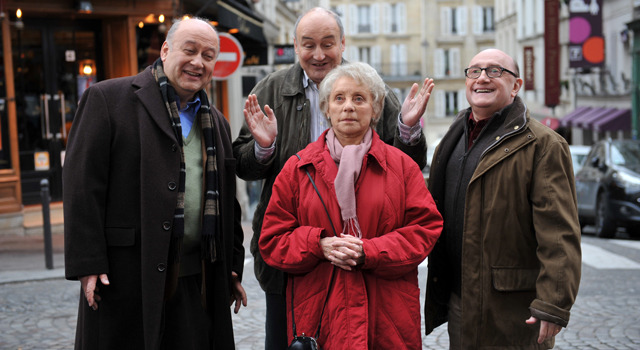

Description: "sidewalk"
0 229 66 284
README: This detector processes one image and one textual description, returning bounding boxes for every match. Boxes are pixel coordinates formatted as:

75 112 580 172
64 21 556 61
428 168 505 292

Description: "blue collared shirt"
177 96 202 138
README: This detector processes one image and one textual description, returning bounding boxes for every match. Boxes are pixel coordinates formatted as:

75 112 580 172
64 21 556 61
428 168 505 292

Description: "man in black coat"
64 17 246 350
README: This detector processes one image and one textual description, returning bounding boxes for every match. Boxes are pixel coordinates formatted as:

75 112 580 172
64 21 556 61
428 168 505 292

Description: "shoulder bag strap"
290 153 338 340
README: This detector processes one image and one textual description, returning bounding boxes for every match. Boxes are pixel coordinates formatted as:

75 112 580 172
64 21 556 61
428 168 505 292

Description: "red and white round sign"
212 33 244 80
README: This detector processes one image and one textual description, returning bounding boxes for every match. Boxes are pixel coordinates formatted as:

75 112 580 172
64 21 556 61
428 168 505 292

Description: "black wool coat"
63 67 244 350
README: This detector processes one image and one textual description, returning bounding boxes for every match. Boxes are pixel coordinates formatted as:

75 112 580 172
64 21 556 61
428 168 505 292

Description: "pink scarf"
325 128 373 238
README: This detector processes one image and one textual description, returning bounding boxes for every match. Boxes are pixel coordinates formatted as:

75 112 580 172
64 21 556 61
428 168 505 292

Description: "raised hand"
400 78 435 127
243 94 277 148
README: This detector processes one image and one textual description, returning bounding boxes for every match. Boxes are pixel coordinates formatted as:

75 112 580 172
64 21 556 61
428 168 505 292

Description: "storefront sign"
274 45 296 65
569 0 604 68
34 151 50 171
524 47 535 91
545 0 560 107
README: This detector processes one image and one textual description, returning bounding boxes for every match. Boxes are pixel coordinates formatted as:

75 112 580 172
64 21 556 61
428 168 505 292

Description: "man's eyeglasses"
464 66 519 79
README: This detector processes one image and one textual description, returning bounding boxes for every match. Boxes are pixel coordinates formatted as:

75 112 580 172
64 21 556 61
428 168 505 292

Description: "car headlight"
612 171 640 194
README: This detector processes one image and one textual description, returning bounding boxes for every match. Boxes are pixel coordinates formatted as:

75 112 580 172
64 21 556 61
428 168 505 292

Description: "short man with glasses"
423 49 581 349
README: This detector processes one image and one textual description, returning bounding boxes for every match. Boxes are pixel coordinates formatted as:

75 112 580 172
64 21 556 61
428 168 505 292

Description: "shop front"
0 0 173 213
0 0 267 217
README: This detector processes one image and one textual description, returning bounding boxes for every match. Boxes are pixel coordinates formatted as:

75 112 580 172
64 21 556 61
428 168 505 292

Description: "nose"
343 99 355 111
190 55 204 68
477 69 491 81
312 46 326 61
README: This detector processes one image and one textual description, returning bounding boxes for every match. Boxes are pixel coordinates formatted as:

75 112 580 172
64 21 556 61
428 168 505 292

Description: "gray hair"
294 7 344 41
165 16 217 49
318 62 386 126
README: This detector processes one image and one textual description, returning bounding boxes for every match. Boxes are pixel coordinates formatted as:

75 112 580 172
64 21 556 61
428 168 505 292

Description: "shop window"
137 24 165 72
0 36 12 169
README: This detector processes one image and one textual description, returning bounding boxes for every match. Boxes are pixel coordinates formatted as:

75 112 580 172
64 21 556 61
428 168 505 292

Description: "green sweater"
180 118 203 277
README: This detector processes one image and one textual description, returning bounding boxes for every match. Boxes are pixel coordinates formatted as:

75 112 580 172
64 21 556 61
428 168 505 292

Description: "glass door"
13 19 100 204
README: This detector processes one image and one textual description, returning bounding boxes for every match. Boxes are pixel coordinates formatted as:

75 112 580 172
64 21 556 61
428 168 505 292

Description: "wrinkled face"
465 49 523 120
327 77 374 145
161 20 218 104
294 11 345 85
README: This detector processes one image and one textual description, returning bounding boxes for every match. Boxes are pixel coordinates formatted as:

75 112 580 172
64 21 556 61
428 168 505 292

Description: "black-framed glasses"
464 66 519 79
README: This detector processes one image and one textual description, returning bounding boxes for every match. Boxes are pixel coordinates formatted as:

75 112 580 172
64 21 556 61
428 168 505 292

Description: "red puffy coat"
260 130 443 349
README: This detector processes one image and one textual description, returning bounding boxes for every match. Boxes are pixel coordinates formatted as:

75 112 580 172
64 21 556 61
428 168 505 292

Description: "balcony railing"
374 62 423 80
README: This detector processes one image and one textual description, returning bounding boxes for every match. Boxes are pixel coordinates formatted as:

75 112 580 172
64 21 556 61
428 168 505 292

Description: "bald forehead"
177 19 216 36
297 10 339 38
469 49 517 71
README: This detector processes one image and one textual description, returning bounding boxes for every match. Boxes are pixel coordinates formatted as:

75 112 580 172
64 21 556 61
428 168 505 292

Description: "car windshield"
610 141 640 166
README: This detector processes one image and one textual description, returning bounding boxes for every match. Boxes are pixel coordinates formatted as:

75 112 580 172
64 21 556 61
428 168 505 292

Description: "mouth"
474 89 494 93
184 70 202 78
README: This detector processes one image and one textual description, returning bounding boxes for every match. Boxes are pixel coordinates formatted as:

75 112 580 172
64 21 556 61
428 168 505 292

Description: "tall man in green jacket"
424 48 581 349
232 7 431 349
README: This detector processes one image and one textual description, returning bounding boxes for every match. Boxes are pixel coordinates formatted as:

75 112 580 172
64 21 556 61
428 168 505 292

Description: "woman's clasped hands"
320 234 365 271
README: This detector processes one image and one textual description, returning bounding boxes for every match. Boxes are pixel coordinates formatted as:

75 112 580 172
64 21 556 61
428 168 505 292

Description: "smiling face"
327 76 375 145
465 49 523 120
294 9 345 85
161 19 219 106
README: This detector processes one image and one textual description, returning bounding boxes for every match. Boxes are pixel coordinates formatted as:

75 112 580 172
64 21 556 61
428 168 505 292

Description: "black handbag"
287 154 339 350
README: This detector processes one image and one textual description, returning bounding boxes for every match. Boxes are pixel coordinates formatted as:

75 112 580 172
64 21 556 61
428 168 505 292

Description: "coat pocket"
105 227 135 247
491 267 538 292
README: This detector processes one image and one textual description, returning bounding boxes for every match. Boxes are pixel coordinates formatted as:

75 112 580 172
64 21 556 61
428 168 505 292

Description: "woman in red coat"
257 62 443 349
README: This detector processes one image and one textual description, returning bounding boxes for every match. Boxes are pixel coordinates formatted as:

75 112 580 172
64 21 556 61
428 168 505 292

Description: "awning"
592 108 631 132
217 0 268 65
568 107 606 128
184 0 268 65
575 107 617 129
560 106 591 127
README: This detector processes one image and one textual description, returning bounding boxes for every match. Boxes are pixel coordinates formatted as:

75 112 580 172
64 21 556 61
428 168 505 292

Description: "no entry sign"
212 33 244 80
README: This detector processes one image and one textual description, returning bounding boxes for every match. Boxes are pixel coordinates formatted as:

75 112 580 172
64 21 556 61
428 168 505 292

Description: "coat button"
162 221 171 231
171 144 178 152
168 182 177 191
157 263 166 272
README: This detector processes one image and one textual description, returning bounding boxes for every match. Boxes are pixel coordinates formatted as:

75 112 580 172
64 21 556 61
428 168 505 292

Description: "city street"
1 228 639 349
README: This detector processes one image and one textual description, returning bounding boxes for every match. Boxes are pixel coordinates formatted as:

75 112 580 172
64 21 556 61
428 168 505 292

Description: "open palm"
400 78 435 127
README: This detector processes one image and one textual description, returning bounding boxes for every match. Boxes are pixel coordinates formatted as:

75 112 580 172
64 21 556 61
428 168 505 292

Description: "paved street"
1 227 639 349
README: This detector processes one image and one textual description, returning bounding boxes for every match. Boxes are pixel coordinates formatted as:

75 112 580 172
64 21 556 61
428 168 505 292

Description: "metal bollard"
40 179 54 270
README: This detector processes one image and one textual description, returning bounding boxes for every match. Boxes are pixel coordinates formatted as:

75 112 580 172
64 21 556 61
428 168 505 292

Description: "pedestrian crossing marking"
610 240 640 251
581 242 640 270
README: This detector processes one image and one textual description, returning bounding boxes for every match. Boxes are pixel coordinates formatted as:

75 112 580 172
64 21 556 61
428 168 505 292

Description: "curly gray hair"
318 62 386 127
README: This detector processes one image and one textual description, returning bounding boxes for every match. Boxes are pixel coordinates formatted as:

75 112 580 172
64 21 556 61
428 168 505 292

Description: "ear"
511 77 524 98
340 36 346 53
160 42 170 61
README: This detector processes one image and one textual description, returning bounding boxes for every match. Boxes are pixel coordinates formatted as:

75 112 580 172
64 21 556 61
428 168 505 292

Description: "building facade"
495 0 634 146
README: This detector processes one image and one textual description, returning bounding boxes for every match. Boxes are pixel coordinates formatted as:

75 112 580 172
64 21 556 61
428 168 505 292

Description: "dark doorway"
13 19 101 204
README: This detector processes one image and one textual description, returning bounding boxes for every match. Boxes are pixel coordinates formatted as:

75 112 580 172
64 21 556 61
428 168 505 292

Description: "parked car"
569 145 591 175
575 139 640 238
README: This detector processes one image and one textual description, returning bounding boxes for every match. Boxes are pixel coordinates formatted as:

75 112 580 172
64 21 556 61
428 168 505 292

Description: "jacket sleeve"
259 158 326 274
63 85 111 280
528 138 582 327
361 157 443 278
232 74 277 181
378 87 428 169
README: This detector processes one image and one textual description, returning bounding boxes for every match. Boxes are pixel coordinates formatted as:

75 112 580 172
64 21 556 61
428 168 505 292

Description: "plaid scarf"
153 58 220 268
